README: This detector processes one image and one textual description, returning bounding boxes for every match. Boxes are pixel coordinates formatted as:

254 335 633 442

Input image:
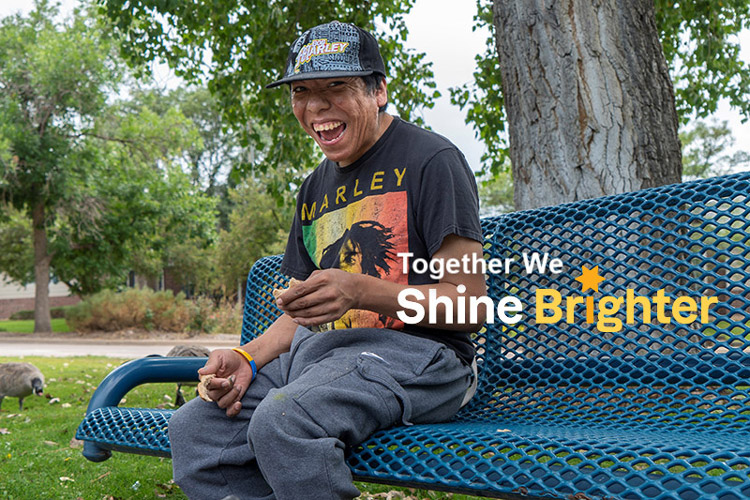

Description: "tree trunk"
493 0 682 210
32 201 52 333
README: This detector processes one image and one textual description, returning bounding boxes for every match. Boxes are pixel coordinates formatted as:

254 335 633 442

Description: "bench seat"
78 172 750 499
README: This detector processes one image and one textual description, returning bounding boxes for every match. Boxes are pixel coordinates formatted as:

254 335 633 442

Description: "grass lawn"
0 356 183 500
0 318 71 334
0 356 489 500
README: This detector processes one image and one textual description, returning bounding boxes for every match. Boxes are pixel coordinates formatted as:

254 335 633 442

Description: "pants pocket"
356 352 414 426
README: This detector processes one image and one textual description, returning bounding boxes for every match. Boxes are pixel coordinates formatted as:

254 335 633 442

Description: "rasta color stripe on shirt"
302 191 408 331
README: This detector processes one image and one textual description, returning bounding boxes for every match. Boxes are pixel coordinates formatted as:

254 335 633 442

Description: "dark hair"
319 220 396 277
361 74 388 113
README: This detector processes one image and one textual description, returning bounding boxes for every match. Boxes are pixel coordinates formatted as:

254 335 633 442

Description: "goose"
0 362 45 411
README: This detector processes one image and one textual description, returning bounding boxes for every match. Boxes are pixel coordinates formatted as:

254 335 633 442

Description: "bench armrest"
84 356 208 410
81 356 207 462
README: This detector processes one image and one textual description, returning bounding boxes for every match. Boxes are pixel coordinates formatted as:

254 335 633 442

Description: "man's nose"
307 91 330 113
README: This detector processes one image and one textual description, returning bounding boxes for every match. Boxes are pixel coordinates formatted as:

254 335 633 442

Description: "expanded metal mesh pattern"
77 407 173 458
78 172 750 499
346 172 750 499
241 254 287 344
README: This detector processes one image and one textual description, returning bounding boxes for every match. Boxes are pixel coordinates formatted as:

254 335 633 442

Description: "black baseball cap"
266 21 387 89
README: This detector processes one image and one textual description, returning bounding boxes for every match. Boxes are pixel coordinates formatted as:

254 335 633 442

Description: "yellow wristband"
231 347 257 381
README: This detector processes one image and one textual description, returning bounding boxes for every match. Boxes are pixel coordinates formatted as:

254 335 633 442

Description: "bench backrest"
241 172 750 431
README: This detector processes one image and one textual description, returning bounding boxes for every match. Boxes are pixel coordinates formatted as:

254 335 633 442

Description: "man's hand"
275 235 485 332
198 349 254 418
275 269 360 327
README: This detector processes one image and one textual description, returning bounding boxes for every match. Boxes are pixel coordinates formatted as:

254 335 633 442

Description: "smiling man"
291 76 391 166
168 21 485 500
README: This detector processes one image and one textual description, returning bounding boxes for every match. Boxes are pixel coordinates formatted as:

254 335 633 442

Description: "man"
169 21 485 500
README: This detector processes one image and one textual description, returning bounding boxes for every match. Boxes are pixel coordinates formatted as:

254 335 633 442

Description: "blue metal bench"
77 172 750 499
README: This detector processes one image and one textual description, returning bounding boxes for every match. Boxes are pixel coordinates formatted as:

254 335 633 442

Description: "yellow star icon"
576 265 605 293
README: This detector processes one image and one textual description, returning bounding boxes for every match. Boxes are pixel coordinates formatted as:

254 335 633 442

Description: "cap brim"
266 70 378 89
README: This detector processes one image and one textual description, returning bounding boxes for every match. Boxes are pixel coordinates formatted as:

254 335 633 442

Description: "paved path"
0 335 236 358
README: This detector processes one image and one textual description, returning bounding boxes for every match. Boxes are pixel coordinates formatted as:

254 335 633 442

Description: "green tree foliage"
48 159 217 296
126 86 243 197
478 171 513 216
154 85 275 231
131 85 289 296
451 0 750 179
0 0 125 331
111 85 292 299
87 88 218 293
166 87 243 196
96 0 440 199
0 207 33 284
213 181 292 300
680 119 750 180
0 2 216 330
655 0 750 121
449 2 508 180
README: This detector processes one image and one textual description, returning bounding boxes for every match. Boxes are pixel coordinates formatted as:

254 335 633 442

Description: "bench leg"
82 442 112 462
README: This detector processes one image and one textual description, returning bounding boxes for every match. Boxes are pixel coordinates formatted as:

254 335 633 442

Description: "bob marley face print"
301 188 409 331
320 221 396 277
315 220 400 332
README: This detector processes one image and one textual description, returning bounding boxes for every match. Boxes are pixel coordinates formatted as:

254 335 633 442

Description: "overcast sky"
400 0 488 170
1 0 748 172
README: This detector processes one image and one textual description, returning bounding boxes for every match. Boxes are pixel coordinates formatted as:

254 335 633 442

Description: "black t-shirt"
281 117 482 364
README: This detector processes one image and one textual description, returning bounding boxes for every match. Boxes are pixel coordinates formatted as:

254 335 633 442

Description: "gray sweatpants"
169 326 472 500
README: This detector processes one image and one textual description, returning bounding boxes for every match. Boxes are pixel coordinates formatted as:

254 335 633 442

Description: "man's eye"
292 86 307 94
340 250 357 265
328 81 346 88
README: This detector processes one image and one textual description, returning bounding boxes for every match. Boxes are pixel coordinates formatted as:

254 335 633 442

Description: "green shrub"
65 288 192 333
63 289 246 334
8 310 34 320
209 299 243 335
188 296 217 333
150 291 192 331
9 306 69 320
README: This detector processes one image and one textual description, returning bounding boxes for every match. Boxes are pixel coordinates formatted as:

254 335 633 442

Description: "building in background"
0 274 80 319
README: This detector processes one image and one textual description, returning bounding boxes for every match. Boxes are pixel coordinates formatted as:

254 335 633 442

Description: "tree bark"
493 0 682 210
32 200 52 333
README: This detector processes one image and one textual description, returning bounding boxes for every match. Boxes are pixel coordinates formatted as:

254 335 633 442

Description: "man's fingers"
278 283 312 305
285 301 333 318
226 400 243 418
201 374 233 402
282 287 339 313
217 384 243 410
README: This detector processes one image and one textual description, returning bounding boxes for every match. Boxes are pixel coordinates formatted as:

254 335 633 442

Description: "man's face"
291 77 388 167
338 238 363 274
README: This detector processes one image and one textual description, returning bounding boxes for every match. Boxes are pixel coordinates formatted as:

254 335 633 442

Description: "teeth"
313 121 343 132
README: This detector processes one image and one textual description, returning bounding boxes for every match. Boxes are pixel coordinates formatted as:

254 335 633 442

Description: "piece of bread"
197 374 214 402
273 277 301 299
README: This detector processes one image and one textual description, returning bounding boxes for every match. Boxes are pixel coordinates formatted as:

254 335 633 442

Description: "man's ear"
376 77 388 109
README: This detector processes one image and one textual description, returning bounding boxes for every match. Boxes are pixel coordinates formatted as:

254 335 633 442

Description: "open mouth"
313 121 346 144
